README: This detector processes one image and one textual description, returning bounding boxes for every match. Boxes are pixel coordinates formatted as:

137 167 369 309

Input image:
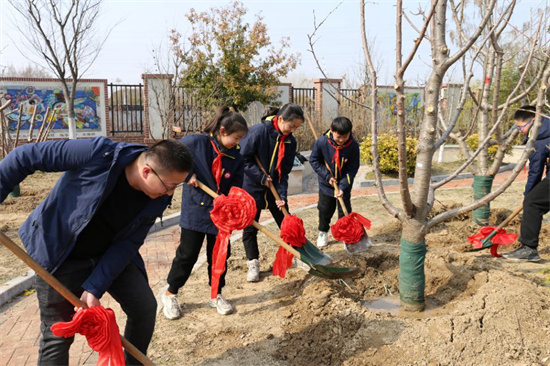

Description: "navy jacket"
309 130 360 199
0 137 172 299
240 118 297 209
524 116 550 194
179 134 244 235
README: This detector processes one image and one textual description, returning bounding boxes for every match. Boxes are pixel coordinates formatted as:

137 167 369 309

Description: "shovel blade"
295 239 333 266
345 232 372 254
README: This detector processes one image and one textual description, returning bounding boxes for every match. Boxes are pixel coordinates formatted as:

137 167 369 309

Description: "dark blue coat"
309 130 360 199
0 137 171 299
179 134 244 235
525 116 550 194
240 119 297 209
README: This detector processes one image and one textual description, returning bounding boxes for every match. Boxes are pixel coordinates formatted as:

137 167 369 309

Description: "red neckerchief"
326 132 352 177
210 139 223 192
272 117 286 182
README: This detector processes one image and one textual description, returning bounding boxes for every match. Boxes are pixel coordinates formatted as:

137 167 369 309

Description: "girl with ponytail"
161 106 248 319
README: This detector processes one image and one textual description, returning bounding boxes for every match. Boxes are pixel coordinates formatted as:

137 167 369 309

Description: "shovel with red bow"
304 113 372 254
467 204 522 257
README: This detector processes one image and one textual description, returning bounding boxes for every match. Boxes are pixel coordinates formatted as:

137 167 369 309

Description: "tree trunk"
399 219 427 311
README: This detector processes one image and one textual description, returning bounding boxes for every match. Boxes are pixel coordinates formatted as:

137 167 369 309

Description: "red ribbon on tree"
210 140 223 192
331 213 371 244
468 226 517 257
273 215 306 278
272 117 286 183
51 306 125 366
210 187 256 299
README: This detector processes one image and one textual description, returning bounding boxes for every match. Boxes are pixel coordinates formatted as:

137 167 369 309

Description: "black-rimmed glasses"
146 164 184 193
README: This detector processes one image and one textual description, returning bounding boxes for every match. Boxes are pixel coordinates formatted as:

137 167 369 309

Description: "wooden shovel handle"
0 232 155 366
195 181 302 259
254 156 290 216
304 114 349 216
496 204 523 230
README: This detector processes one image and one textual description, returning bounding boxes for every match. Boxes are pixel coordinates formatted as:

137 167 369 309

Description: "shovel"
304 113 372 254
468 204 522 257
195 181 360 279
0 231 155 366
254 155 332 266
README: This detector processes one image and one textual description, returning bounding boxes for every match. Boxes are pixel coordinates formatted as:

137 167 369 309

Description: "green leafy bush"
465 134 513 160
360 134 418 175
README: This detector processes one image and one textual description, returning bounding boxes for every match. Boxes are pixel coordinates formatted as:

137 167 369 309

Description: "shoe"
161 287 182 320
502 245 541 262
209 294 234 315
317 231 328 248
246 259 260 282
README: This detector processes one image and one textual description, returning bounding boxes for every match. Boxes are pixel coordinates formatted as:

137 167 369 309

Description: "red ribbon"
51 306 125 366
210 187 256 299
273 215 306 278
331 213 371 244
468 226 518 257
326 136 352 177
272 117 286 183
210 140 223 192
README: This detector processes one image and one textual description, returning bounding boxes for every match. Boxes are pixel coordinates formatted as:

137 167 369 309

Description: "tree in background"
8 0 110 139
1 64 52 78
171 1 299 112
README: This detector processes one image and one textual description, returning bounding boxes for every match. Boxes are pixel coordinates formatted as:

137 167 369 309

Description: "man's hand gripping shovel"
195 180 360 279
304 113 372 254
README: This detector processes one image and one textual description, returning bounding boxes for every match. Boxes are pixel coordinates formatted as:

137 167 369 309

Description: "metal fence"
108 83 143 134
292 87 315 118
172 87 207 134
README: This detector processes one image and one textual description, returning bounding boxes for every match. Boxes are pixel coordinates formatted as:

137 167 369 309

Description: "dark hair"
262 103 304 123
261 106 280 120
331 117 353 134
204 106 248 136
514 105 536 121
145 139 193 174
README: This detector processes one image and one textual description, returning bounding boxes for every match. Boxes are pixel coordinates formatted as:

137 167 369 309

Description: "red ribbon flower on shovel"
210 187 257 299
51 306 125 366
468 226 518 257
331 212 372 244
273 215 306 279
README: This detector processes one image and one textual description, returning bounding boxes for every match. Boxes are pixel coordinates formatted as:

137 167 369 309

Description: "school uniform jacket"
0 137 172 299
309 130 360 199
179 134 244 235
240 118 297 209
524 115 550 194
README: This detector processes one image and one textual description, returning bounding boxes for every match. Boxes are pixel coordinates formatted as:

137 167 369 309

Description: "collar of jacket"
207 133 237 159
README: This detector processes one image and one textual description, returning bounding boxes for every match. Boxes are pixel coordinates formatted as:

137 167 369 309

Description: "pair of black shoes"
502 245 541 262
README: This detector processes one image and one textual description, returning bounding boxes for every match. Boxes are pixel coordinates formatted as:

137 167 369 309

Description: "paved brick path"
0 168 528 365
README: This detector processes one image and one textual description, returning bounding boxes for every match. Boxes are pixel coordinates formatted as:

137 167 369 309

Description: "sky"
0 0 548 87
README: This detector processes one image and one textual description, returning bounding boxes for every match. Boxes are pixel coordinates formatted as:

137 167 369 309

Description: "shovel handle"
254 156 290 217
304 114 349 216
195 181 302 259
496 204 523 230
0 232 155 366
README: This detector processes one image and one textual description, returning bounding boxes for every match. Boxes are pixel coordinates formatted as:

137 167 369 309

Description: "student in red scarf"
309 117 360 248
161 106 248 320
240 104 304 282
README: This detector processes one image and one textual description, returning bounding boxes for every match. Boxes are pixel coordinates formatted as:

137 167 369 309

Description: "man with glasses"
0 137 192 365
503 106 549 262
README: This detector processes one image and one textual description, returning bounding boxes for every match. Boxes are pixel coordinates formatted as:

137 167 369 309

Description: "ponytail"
203 105 248 136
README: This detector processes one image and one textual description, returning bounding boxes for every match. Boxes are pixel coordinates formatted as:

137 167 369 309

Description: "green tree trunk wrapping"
8 184 20 198
472 175 494 226
399 238 427 310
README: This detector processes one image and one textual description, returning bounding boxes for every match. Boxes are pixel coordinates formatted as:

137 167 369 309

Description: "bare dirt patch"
148 181 550 366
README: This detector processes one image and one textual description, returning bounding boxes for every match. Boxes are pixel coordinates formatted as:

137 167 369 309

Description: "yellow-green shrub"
465 134 513 160
360 134 418 175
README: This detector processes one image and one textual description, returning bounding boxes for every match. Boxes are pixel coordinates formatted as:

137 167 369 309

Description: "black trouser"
520 178 549 249
167 228 230 295
36 258 156 366
242 191 286 260
317 192 352 232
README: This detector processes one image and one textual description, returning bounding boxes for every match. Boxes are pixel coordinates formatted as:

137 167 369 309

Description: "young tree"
2 64 52 78
8 0 109 139
172 1 299 112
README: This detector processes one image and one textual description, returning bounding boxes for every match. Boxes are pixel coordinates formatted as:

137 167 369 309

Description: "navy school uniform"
167 133 243 295
309 130 360 232
240 117 297 260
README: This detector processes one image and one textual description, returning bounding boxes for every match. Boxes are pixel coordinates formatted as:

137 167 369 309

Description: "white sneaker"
317 231 328 248
161 287 182 320
209 294 234 315
246 259 260 282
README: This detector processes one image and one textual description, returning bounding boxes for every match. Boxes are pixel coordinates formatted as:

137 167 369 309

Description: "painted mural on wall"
377 87 423 133
0 82 106 139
